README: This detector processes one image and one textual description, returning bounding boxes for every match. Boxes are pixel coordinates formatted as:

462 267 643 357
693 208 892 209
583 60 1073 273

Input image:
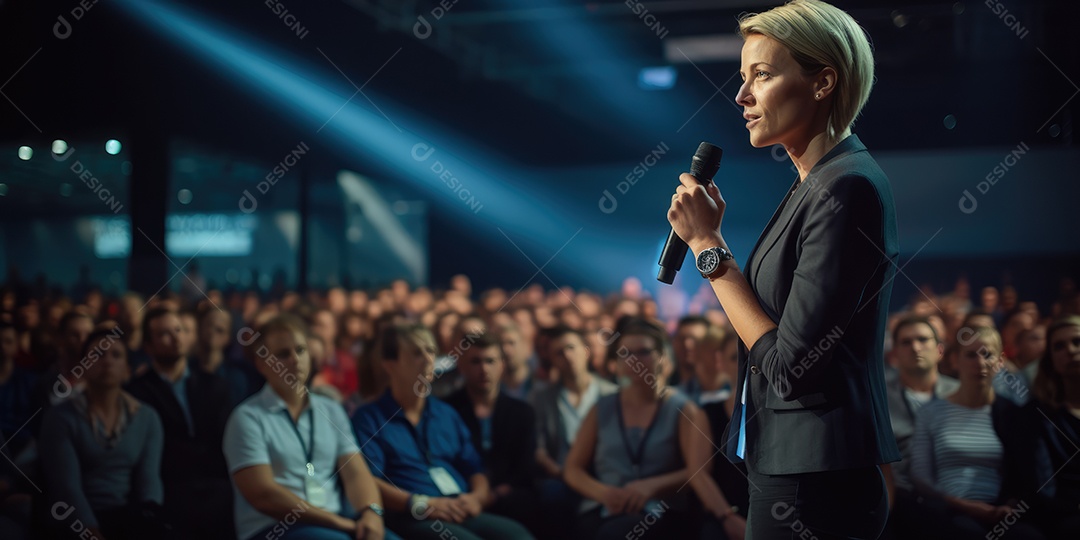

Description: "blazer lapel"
744 177 803 282
745 136 866 287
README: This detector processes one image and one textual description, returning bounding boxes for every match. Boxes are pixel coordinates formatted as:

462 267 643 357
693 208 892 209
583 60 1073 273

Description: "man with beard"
126 307 234 539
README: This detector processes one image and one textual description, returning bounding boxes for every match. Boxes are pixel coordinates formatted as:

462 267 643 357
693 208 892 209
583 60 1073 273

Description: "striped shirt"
909 398 1003 502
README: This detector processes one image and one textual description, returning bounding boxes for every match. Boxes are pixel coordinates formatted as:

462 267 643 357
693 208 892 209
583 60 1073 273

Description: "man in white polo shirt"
224 315 400 540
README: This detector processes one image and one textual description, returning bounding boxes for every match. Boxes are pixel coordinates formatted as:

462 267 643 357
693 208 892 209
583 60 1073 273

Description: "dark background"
0 0 1077 310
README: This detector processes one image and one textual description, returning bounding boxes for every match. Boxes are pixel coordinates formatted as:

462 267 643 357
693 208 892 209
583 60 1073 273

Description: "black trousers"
745 465 888 540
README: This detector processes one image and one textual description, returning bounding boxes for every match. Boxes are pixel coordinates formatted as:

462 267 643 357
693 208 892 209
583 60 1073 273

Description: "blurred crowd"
0 273 1078 540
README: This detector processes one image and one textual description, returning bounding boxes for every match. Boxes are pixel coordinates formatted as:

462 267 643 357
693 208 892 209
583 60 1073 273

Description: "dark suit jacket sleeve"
504 399 537 488
750 174 888 401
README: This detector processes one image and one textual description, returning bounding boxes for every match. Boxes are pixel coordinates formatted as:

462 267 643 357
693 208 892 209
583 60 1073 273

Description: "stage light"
60 183 73 197
17 146 32 160
0 184 7 196
178 188 193 204
943 114 957 130
52 140 68 154
638 67 676 90
105 139 122 155
115 0 620 291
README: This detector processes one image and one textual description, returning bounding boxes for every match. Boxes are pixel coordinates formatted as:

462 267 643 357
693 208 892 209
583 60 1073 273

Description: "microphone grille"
690 142 723 180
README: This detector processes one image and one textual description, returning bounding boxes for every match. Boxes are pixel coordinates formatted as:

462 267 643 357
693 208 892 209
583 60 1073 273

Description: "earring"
815 92 822 99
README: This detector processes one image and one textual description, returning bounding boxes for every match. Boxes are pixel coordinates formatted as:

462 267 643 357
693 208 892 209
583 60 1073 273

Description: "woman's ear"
813 66 838 100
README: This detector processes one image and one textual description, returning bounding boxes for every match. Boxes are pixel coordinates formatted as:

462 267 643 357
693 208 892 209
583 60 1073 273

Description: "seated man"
687 326 748 540
40 329 179 540
687 324 731 406
495 324 544 402
352 324 534 540
445 333 540 535
125 307 234 539
225 315 396 540
533 325 619 480
885 317 961 488
672 315 709 392
531 326 618 536
882 316 961 538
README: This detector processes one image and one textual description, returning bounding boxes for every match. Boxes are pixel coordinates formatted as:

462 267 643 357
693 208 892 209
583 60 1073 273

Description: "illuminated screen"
89 213 259 258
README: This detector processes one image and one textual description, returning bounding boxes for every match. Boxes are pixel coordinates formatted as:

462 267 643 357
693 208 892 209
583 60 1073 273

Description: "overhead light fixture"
17 146 32 160
664 35 743 64
52 140 68 154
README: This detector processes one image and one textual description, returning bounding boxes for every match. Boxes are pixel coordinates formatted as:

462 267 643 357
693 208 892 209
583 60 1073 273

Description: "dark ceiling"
1 0 1076 164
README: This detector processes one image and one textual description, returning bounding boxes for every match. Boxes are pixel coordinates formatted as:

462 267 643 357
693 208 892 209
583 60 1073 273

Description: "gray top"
533 376 619 465
582 390 689 514
40 392 164 528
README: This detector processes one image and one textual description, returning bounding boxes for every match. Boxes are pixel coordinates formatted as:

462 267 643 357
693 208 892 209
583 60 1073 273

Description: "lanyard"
284 408 316 477
614 395 664 477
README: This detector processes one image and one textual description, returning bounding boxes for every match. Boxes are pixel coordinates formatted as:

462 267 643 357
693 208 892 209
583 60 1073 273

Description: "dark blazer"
722 135 902 475
125 363 232 489
446 389 537 489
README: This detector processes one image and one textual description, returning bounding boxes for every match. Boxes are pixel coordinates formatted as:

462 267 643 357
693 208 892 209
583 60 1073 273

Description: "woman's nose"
735 80 753 106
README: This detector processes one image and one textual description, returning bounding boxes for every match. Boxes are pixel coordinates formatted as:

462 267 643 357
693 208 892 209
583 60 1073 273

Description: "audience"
351 324 533 539
125 307 235 539
445 333 540 535
224 315 395 540
39 329 179 539
563 318 704 539
0 269 1076 538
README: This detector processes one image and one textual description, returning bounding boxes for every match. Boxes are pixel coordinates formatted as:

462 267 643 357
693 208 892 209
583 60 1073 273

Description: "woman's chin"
747 134 770 148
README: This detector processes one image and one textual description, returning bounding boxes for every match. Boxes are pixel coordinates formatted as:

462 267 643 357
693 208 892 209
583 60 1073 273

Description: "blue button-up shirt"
351 390 483 497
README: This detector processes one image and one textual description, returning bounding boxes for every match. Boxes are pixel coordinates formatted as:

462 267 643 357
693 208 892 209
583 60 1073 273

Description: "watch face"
697 248 720 275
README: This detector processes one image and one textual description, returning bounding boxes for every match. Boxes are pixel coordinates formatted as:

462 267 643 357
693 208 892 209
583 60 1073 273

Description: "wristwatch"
408 494 430 520
359 503 384 517
717 505 740 521
696 246 734 280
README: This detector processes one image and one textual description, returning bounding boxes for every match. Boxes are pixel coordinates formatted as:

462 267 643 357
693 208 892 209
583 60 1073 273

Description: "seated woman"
224 315 399 540
685 326 747 540
563 318 709 540
909 326 1044 540
1002 315 1080 538
39 329 178 540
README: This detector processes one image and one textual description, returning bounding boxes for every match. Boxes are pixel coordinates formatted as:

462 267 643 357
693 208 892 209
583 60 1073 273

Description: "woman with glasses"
563 318 711 540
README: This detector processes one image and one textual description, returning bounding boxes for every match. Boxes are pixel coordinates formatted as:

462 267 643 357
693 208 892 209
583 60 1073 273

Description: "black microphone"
657 142 723 284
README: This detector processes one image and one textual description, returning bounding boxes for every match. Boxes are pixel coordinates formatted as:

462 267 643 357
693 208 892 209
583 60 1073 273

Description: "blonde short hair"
961 325 1004 357
738 0 875 141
